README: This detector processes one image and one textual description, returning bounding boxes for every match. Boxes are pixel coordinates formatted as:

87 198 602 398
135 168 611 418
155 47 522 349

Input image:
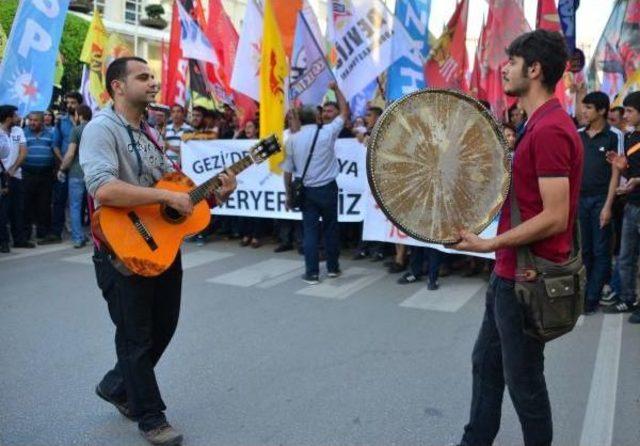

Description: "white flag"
330 0 414 100
176 1 217 63
231 0 263 102
302 0 325 53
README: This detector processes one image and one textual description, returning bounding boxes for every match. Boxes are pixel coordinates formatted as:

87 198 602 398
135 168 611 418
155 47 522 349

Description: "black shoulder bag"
290 125 322 210
511 188 586 343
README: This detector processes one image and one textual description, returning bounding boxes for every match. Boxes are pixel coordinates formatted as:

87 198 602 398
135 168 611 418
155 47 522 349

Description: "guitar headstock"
250 134 281 164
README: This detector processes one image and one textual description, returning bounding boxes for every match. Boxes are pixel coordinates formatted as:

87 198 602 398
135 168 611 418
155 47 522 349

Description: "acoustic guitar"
91 135 281 277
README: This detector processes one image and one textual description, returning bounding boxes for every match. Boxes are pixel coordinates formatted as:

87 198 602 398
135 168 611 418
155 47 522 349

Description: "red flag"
191 0 231 102
424 0 469 91
272 0 303 58
160 38 169 103
470 16 487 100
207 0 257 124
483 0 531 119
165 1 188 107
536 0 567 109
536 0 562 32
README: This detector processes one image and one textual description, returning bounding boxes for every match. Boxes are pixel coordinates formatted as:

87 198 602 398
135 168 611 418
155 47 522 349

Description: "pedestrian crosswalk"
53 246 487 313
295 267 386 300
207 258 302 288
61 249 234 270
27 244 591 321
399 277 484 312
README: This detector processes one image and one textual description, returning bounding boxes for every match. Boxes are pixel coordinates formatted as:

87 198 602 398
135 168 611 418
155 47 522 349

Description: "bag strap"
299 124 322 183
140 121 182 173
510 151 581 276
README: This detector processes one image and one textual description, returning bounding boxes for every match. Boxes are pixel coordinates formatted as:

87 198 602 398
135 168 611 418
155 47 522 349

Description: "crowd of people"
1 78 640 325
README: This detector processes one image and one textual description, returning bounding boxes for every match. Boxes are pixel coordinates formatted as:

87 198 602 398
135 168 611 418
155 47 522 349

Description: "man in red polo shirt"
451 30 583 446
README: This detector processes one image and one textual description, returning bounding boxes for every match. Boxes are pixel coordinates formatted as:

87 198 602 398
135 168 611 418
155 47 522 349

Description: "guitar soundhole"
162 205 186 224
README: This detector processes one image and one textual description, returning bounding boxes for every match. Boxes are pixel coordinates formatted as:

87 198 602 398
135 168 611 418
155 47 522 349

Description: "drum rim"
366 88 512 244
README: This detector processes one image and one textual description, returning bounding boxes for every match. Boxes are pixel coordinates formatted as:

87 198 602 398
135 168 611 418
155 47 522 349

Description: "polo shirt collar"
524 97 562 131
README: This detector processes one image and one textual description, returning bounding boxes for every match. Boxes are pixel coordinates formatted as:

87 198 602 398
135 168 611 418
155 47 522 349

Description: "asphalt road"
1 239 639 446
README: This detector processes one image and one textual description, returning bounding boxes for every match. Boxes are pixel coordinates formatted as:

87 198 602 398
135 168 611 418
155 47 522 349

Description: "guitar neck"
188 153 256 204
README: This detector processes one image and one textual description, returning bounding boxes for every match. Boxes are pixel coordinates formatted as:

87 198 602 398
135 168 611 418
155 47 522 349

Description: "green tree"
0 1 89 93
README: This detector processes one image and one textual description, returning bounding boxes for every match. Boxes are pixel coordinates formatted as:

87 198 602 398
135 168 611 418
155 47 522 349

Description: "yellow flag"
102 33 133 78
613 68 640 107
80 10 110 107
0 25 7 60
260 0 288 173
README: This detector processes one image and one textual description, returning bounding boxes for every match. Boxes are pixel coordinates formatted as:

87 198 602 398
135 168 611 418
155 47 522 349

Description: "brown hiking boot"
95 384 136 421
140 423 183 446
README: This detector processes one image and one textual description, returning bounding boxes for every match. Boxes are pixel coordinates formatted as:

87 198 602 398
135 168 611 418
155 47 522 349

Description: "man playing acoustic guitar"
80 57 236 446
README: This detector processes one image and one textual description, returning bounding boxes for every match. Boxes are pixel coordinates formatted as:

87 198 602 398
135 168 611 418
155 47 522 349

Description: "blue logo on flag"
386 0 431 101
0 0 71 115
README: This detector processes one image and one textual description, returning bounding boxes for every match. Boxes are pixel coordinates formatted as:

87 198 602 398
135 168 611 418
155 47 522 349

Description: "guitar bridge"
127 211 158 251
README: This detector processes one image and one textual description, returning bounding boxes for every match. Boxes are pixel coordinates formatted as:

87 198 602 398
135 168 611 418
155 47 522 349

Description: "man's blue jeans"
578 195 612 305
301 181 339 276
618 203 640 305
68 177 86 244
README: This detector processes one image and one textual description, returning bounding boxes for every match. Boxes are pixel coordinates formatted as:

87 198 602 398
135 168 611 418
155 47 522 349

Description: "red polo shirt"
494 98 583 280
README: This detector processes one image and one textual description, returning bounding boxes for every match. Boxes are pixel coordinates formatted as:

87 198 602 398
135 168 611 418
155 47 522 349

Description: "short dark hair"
323 101 339 110
582 91 610 113
76 104 92 122
0 105 17 123
506 29 569 93
299 106 317 125
171 104 185 112
192 105 208 116
367 106 383 118
623 91 640 113
64 91 83 104
502 122 517 133
610 106 624 116
105 56 148 98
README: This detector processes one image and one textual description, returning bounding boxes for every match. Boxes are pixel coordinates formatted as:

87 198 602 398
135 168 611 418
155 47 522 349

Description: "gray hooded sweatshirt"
79 106 172 207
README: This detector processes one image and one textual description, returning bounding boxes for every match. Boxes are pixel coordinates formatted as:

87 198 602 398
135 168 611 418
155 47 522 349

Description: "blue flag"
289 12 335 106
349 79 378 119
386 0 431 101
0 0 70 115
558 0 580 53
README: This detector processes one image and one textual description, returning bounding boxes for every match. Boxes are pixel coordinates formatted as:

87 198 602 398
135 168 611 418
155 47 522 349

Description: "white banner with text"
181 138 367 221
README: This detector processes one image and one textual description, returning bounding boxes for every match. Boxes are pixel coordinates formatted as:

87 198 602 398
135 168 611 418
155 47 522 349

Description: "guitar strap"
88 115 182 252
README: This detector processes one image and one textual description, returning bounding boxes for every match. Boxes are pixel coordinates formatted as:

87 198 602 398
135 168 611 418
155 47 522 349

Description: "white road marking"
295 267 384 300
576 315 585 327
207 258 302 287
61 250 234 269
579 314 623 446
399 277 484 312
0 244 72 263
61 252 93 265
256 266 305 289
182 250 234 270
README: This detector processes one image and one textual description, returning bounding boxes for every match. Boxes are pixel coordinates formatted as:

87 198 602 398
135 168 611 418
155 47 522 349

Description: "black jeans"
275 218 302 247
408 247 442 283
7 177 27 244
51 176 68 237
461 274 552 446
93 250 182 431
0 193 8 244
22 170 53 239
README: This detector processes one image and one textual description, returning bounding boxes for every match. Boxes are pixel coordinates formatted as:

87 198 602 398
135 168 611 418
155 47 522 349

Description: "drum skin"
366 89 511 244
